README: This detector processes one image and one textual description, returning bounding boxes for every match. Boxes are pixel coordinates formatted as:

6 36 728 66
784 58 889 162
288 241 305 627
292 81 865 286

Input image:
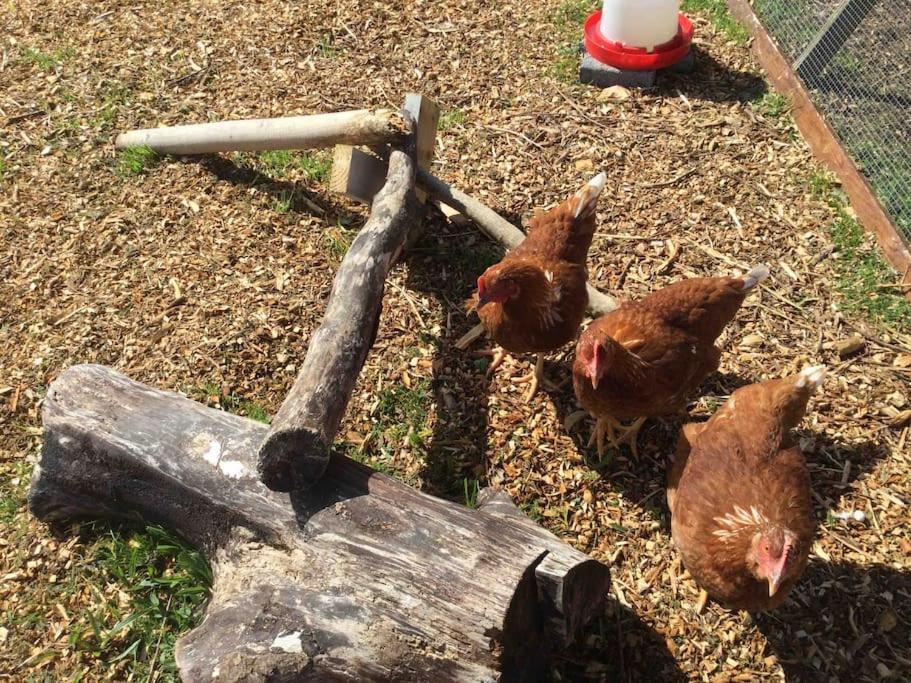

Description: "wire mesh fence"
753 0 911 245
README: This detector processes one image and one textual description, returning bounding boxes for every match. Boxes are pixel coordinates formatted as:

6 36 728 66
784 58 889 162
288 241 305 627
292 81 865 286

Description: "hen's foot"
473 347 508 376
587 416 646 458
513 354 557 402
615 417 647 458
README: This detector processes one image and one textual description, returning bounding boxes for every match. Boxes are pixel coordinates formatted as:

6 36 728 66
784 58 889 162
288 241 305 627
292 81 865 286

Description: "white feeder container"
599 0 681 52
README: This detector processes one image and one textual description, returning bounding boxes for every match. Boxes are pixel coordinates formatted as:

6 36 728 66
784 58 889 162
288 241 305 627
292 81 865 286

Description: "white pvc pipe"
599 0 680 51
114 109 403 155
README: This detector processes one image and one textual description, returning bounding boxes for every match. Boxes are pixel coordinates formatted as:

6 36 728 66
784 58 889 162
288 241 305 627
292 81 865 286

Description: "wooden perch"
257 138 419 492
29 365 612 682
114 109 406 155
417 169 619 316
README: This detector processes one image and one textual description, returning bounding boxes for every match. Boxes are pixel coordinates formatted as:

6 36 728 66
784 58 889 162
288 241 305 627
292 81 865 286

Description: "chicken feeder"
579 0 695 88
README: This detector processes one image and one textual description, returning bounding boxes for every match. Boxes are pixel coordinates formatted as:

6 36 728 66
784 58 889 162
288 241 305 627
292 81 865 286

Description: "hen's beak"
588 343 602 389
767 568 784 597
476 277 491 307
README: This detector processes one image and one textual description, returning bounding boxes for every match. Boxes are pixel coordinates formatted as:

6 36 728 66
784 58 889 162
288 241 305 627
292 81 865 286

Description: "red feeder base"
583 12 694 72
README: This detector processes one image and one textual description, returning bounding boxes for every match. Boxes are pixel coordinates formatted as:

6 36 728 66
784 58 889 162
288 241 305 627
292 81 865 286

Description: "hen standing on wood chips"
473 172 606 402
573 265 770 456
666 366 824 611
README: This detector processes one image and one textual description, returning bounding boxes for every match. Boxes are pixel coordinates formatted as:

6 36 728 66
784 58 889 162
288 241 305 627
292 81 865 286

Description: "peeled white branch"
114 109 406 155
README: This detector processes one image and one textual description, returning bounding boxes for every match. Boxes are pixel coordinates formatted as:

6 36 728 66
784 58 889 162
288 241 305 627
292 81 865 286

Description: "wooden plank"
329 145 387 203
794 0 878 81
30 364 611 682
727 0 911 300
404 93 440 203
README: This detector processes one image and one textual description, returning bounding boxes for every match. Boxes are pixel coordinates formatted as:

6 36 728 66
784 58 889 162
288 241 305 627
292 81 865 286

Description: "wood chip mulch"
2 0 909 680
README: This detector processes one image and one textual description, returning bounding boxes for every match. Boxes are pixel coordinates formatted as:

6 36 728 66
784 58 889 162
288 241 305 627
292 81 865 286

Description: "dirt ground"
2 0 910 681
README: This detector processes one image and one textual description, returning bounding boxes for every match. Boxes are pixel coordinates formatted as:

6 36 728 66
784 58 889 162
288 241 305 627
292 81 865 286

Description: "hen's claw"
514 353 553 402
587 416 647 458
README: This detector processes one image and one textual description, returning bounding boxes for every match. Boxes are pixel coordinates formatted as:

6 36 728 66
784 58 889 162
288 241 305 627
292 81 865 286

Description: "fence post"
794 0 878 81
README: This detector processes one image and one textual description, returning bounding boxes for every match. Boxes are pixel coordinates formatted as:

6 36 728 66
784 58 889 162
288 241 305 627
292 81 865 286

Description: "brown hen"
573 266 769 455
667 366 824 611
474 172 606 401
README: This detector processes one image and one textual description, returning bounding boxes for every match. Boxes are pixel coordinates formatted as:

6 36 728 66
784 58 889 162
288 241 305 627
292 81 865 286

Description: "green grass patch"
553 0 597 34
93 83 133 131
550 0 596 82
551 43 580 84
257 150 331 182
682 0 749 44
271 190 294 214
365 382 432 470
0 156 7 184
810 172 911 331
297 152 332 182
116 146 159 177
462 478 480 509
2 460 209 680
186 381 271 423
316 34 340 59
755 91 791 119
21 45 74 71
438 109 466 131
69 523 211 679
323 225 355 261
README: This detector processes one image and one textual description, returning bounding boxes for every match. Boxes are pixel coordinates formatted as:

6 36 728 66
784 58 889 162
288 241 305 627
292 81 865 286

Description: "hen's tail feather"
573 171 607 219
741 264 770 291
795 365 827 391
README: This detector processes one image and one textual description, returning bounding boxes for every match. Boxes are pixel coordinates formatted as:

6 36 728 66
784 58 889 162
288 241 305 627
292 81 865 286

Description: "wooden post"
330 94 439 205
29 364 612 682
794 0 878 82
114 109 406 155
256 121 419 492
329 145 389 204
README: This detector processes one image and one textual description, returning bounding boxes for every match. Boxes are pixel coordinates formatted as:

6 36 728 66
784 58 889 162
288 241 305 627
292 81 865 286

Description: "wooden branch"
727 0 911 300
257 142 419 492
29 365 612 682
417 169 620 316
114 109 406 155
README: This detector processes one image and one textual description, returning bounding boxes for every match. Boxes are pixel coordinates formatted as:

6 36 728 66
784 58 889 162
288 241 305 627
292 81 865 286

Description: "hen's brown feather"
668 369 822 611
573 269 765 422
476 174 604 354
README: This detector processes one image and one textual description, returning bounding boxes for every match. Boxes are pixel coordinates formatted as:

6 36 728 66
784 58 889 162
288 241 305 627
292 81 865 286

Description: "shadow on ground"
758 561 910 681
553 602 686 682
661 45 768 103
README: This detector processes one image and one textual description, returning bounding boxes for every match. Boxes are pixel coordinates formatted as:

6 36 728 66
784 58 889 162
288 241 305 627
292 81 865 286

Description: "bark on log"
29 365 612 682
257 144 419 492
114 109 406 155
417 169 619 316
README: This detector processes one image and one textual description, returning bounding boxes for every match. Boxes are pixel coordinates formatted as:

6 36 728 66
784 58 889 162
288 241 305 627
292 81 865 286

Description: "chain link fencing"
753 0 911 245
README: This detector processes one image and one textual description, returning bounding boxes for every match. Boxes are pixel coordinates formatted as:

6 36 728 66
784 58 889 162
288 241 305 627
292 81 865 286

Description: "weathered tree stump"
29 365 611 682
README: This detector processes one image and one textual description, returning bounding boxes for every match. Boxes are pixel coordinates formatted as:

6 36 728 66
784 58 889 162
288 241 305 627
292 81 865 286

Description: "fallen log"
417 169 619 316
114 109 406 155
257 134 419 492
29 364 612 682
